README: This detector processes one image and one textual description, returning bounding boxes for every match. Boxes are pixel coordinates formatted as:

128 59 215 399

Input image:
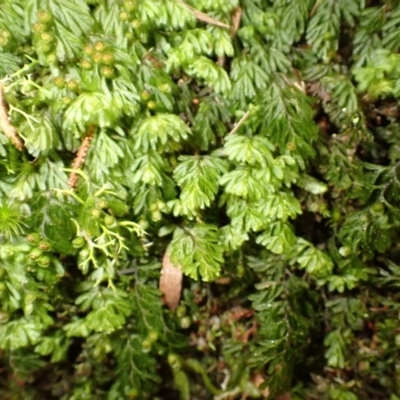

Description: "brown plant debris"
230 7 242 38
159 252 183 310
0 83 24 151
177 0 230 29
68 124 96 189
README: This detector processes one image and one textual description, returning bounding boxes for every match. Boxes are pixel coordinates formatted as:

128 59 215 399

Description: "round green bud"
179 316 192 329
27 232 41 243
101 66 115 78
54 76 66 88
24 293 37 304
331 208 341 222
38 43 52 54
157 200 166 212
91 208 101 218
0 37 8 47
2 246 14 258
84 44 93 55
140 90 152 101
119 11 130 21
128 388 138 398
29 248 43 260
124 1 136 11
93 52 103 64
62 96 72 105
94 41 106 52
176 305 187 318
98 199 108 209
67 79 79 91
40 32 55 43
46 54 57 65
72 237 85 249
81 59 92 70
141 339 152 353
338 246 351 258
132 19 141 29
147 100 157 110
78 248 90 262
370 202 384 217
2 30 11 38
360 213 371 223
236 264 245 277
151 210 162 222
38 255 51 267
149 202 158 212
148 330 158 342
102 52 115 65
137 218 149 230
167 353 182 370
38 241 51 252
286 142 296 151
24 303 34 315
33 23 48 33
158 83 172 93
37 10 53 23
104 215 116 227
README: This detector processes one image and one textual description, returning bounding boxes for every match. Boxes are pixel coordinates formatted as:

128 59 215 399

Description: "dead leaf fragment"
177 0 230 29
276 393 291 400
159 252 183 310
250 373 270 398
0 83 24 151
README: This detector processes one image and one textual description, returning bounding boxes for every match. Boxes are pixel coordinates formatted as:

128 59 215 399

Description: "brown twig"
217 7 242 67
228 110 250 136
242 323 257 343
310 0 321 17
230 7 242 38
0 83 24 151
177 0 230 29
68 125 95 189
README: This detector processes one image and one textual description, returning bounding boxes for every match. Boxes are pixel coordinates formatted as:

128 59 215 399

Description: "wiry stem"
68 124 96 189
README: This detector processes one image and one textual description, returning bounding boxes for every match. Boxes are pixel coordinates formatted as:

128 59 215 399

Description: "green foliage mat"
0 0 400 399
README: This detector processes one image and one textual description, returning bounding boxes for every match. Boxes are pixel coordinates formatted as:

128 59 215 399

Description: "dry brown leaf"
250 372 270 398
177 0 230 29
159 252 183 310
0 83 24 151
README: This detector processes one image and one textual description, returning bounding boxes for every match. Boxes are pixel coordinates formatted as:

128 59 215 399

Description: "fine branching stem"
68 124 96 188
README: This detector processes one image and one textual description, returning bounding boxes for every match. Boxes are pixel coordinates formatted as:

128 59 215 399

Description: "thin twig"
0 83 24 151
68 125 96 189
217 7 242 67
310 0 321 17
178 0 230 29
228 110 250 136
230 7 242 38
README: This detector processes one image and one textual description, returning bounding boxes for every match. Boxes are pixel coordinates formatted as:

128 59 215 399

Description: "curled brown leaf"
159 252 183 310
